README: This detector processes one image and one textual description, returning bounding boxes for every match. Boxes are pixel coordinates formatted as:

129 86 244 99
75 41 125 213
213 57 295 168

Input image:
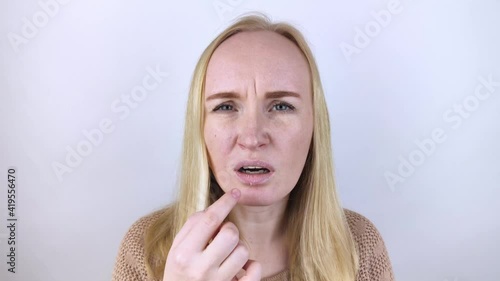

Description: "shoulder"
112 209 166 281
123 209 165 245
344 209 383 242
343 209 395 281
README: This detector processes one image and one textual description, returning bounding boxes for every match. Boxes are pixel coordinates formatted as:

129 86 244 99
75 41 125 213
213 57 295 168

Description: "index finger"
180 188 241 253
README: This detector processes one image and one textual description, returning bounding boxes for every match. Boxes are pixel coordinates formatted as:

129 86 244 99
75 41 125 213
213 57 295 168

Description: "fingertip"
231 188 241 199
242 260 262 278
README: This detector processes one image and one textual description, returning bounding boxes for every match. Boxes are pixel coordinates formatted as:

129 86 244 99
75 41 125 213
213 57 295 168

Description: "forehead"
205 30 311 94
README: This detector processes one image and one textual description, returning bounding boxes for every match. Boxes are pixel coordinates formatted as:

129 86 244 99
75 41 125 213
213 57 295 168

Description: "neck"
229 196 289 262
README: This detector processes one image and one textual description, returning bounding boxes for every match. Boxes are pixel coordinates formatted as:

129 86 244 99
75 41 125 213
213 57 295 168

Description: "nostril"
237 135 260 149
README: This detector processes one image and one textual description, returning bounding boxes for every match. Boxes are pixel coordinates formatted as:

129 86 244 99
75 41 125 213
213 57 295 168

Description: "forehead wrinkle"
211 31 307 72
205 30 311 100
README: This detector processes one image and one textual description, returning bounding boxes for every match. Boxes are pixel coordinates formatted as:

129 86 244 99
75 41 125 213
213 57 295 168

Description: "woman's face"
204 30 313 206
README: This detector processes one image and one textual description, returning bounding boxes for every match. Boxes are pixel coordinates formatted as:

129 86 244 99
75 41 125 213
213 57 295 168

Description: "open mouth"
234 161 274 185
238 166 271 174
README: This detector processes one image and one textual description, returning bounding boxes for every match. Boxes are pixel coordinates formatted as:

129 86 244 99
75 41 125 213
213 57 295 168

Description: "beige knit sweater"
112 208 394 281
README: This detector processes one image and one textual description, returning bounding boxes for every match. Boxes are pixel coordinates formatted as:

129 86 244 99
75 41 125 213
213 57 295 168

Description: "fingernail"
231 188 241 199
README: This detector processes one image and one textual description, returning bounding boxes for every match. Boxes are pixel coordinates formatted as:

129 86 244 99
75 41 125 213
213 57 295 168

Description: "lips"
238 166 270 174
234 160 275 186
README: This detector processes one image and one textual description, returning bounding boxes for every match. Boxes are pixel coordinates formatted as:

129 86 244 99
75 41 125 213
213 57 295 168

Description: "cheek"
273 114 313 177
273 114 313 146
205 124 236 191
204 122 234 162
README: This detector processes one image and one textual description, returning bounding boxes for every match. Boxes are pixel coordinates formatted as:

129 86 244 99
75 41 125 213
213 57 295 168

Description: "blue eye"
213 104 234 111
272 102 295 111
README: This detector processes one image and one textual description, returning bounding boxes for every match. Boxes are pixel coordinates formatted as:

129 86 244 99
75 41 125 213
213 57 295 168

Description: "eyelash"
212 102 295 112
273 102 295 111
212 103 234 111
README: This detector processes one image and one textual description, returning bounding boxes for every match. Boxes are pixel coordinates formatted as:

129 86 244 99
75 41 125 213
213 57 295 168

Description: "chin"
237 197 274 206
236 185 288 206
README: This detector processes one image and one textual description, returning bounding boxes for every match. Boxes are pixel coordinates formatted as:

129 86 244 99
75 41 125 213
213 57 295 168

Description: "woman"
112 14 394 281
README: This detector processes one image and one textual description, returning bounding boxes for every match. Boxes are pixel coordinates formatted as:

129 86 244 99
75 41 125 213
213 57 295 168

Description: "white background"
1 0 499 281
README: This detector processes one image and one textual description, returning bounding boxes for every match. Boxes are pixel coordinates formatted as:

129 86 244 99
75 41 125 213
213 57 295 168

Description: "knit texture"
112 208 394 281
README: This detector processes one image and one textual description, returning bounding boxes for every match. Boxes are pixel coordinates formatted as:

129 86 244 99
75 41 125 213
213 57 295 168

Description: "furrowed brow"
205 92 239 101
265 91 301 99
205 91 301 101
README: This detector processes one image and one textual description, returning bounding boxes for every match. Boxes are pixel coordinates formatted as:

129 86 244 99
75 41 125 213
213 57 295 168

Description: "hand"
163 188 262 281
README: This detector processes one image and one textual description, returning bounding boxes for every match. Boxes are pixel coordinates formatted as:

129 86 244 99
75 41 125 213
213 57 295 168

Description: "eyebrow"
205 91 301 101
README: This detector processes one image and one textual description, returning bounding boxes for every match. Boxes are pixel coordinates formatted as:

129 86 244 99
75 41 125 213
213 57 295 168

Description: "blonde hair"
144 13 359 281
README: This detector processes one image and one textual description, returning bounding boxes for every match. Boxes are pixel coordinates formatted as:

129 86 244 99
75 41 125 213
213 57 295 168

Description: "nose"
236 107 270 151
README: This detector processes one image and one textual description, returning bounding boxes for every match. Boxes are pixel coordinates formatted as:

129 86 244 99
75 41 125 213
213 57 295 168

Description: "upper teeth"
243 166 264 169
